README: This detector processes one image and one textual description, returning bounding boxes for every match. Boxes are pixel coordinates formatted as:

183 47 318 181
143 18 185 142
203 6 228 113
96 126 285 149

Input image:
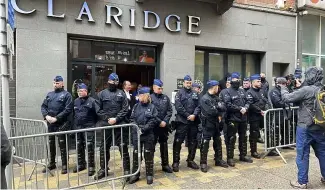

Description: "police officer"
150 79 173 173
73 83 99 176
94 73 130 180
172 75 200 172
246 74 268 159
129 87 158 185
243 78 251 92
200 80 228 173
222 73 253 167
41 76 73 174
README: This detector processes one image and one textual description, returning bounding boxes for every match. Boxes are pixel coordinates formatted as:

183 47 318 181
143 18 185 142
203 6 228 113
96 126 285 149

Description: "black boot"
239 135 253 163
129 150 140 184
73 140 86 173
226 136 236 167
200 140 209 173
59 136 68 174
160 142 173 173
87 142 95 176
187 142 199 170
144 150 154 185
43 137 57 173
120 144 131 181
172 139 182 172
94 145 110 180
214 137 228 168
250 139 261 159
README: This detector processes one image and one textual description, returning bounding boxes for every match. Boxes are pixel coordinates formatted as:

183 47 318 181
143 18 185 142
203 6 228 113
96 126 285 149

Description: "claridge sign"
11 0 202 34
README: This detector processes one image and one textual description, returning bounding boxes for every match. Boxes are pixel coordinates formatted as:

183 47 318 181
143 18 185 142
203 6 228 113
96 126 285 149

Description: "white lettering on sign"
11 0 201 35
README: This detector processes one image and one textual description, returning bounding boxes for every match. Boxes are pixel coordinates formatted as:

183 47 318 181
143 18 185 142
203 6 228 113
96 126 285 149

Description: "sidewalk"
12 142 324 189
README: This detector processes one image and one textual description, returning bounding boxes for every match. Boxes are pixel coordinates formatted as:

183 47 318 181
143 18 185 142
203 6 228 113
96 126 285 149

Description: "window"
209 53 224 80
69 40 91 59
93 42 115 61
246 54 259 77
138 47 156 63
194 50 204 82
228 54 242 76
301 15 325 69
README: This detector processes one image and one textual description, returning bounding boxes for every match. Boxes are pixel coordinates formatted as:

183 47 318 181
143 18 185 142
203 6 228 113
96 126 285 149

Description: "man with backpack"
280 66 325 189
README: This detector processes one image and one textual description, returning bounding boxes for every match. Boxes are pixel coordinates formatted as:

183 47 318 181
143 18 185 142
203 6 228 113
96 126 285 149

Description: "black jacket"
41 89 73 123
130 102 158 134
174 88 200 124
200 92 226 127
74 96 99 128
223 87 250 122
246 87 268 122
151 93 173 124
96 88 129 123
1 125 11 167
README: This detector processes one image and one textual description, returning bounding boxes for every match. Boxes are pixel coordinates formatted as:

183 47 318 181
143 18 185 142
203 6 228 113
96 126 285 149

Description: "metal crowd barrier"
8 123 141 190
262 107 299 163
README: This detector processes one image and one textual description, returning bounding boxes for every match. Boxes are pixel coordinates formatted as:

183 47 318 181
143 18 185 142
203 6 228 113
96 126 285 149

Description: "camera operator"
279 66 325 189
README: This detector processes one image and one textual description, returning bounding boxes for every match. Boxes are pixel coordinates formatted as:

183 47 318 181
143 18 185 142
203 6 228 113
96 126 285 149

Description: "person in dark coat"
200 80 228 173
172 75 200 172
1 125 12 190
41 76 73 174
129 87 158 185
246 74 269 159
73 83 99 176
94 73 130 180
123 80 136 122
150 79 173 173
219 73 231 91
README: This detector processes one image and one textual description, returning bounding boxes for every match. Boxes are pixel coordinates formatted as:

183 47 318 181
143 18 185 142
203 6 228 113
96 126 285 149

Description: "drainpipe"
0 0 12 189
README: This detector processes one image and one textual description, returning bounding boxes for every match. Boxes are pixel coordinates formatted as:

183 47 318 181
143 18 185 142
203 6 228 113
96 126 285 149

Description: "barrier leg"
275 148 287 164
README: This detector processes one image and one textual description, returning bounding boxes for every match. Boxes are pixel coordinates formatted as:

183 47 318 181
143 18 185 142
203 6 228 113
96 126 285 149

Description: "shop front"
12 0 296 119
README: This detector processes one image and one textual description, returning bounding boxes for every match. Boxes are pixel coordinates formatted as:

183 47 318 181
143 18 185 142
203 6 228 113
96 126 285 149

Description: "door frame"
69 61 116 97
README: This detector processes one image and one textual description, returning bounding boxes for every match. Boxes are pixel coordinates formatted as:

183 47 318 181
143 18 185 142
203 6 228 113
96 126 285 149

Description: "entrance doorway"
69 38 158 98
116 64 155 87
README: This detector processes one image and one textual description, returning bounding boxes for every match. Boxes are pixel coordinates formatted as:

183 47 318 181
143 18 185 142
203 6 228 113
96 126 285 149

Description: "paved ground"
11 141 325 189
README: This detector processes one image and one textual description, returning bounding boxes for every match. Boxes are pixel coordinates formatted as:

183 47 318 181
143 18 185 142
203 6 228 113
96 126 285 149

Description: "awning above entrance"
136 0 234 15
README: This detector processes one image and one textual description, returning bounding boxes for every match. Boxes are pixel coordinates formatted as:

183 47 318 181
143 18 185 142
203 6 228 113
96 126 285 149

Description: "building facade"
11 0 296 119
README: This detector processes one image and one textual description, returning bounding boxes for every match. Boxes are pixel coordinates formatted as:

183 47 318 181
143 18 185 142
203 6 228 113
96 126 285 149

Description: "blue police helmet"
192 83 201 88
153 79 163 87
231 72 240 80
77 83 87 90
54 76 63 82
108 73 119 81
138 87 151 95
243 77 250 82
227 77 232 82
207 80 219 88
184 75 192 81
250 74 261 81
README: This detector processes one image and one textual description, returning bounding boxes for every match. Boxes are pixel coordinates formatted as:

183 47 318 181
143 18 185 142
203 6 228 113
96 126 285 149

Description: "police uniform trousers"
224 121 248 160
173 122 198 164
74 125 95 169
200 119 223 165
154 126 170 167
249 119 263 154
47 122 69 167
96 120 130 173
131 131 155 179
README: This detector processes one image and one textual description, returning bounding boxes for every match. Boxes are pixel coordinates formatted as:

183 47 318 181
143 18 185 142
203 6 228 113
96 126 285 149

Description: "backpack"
313 85 325 128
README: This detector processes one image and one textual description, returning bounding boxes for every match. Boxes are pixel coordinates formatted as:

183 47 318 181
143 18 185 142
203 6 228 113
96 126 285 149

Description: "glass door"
70 62 116 98
94 64 116 94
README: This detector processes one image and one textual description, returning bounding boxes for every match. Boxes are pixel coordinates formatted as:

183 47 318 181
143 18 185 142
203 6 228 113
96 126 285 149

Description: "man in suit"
123 81 136 121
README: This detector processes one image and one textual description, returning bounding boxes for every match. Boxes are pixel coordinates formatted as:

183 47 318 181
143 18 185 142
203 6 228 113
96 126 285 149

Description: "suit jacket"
123 90 136 121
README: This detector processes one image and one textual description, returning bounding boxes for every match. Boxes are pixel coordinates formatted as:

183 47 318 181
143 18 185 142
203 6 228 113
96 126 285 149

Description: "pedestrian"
200 80 228 173
123 80 136 122
150 79 173 173
1 125 12 189
94 73 130 180
129 87 158 185
246 74 268 159
222 72 253 167
73 83 99 176
41 76 73 174
279 67 325 189
172 75 200 172
260 72 269 97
